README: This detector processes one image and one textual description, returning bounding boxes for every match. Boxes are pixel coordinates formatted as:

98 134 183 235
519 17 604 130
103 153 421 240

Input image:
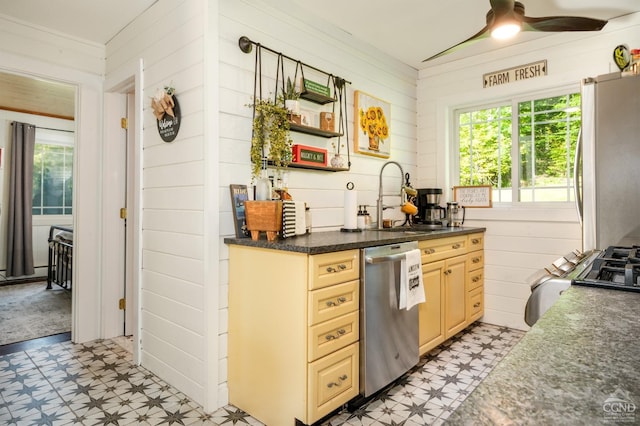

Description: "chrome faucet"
376 161 405 229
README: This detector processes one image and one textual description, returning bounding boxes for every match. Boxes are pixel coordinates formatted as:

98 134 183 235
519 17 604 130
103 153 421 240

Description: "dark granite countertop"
224 227 485 254
447 286 640 425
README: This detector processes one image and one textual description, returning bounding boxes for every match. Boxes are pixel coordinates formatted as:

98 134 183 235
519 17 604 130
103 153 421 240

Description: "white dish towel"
399 249 425 310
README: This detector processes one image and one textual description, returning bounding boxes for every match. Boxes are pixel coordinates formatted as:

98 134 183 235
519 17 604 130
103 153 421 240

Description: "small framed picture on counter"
229 184 249 238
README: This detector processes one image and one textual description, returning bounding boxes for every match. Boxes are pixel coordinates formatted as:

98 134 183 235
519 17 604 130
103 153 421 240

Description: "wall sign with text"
483 60 547 88
151 87 181 143
453 185 492 208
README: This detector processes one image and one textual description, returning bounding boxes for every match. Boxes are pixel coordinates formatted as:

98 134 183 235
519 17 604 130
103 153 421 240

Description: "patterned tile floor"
0 323 524 425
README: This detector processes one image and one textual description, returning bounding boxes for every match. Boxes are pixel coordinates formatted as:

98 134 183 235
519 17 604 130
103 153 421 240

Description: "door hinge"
120 208 127 219
121 117 128 129
119 298 126 310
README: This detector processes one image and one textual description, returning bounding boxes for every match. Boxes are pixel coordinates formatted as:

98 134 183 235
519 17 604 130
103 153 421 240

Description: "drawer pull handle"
472 238 480 244
423 248 435 254
452 243 461 249
472 257 481 263
474 302 481 308
327 264 347 273
326 297 348 308
472 276 480 283
325 329 346 341
327 375 349 388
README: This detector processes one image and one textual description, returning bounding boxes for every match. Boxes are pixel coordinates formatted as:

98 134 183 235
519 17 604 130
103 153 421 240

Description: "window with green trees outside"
457 92 581 203
32 130 74 215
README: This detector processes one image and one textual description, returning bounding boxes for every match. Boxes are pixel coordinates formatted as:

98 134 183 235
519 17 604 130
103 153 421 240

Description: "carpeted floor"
0 281 71 346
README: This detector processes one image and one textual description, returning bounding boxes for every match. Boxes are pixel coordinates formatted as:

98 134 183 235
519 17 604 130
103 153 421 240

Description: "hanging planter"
249 97 293 182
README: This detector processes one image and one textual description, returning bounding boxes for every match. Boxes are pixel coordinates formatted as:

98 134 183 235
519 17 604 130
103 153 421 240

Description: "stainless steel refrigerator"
579 72 640 250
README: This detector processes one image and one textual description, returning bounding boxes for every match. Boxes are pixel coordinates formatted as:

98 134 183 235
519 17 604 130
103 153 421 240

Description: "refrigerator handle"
574 128 583 226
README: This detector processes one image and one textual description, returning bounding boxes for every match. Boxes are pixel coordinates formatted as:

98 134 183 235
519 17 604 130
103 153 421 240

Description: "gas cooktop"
573 246 640 292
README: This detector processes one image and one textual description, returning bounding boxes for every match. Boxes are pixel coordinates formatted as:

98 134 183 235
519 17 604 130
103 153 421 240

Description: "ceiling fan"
424 0 608 61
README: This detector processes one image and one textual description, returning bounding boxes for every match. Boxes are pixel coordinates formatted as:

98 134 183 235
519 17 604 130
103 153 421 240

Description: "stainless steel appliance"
524 249 597 326
525 244 640 325
526 73 640 325
573 246 640 292
446 202 465 227
416 188 445 229
360 241 419 397
579 72 640 250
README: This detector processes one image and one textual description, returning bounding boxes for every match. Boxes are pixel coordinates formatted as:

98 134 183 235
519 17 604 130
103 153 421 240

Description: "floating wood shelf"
289 123 342 138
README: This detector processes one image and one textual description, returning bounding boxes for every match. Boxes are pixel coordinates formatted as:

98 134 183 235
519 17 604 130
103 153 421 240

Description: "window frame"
32 128 74 217
453 86 580 206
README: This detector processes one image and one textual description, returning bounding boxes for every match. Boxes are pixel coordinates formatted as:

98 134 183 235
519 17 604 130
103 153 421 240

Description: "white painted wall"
417 13 640 330
104 0 215 409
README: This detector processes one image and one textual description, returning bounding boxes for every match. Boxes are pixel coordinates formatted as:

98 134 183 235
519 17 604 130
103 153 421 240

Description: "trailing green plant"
283 76 300 100
249 97 293 181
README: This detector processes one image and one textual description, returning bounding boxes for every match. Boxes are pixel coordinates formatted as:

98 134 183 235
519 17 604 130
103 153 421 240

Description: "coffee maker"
416 188 446 229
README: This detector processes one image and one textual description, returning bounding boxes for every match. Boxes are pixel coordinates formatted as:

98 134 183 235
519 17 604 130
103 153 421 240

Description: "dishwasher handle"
365 252 408 264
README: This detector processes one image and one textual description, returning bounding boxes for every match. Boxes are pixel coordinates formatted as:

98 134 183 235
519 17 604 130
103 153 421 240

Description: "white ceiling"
0 0 639 69
0 0 158 44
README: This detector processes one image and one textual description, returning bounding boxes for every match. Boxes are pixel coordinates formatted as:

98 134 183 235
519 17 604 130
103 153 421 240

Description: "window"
32 129 74 215
456 92 580 203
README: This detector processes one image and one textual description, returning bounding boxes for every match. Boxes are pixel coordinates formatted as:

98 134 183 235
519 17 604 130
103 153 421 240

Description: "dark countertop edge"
224 227 485 254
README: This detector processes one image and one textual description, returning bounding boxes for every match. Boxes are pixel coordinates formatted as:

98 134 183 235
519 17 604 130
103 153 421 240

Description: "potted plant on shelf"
245 97 293 241
283 76 301 119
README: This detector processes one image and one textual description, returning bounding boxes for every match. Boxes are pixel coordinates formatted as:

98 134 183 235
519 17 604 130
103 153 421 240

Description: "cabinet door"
419 261 445 355
444 255 467 338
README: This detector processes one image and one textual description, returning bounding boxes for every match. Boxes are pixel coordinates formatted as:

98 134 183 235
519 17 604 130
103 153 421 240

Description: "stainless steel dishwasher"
360 241 419 398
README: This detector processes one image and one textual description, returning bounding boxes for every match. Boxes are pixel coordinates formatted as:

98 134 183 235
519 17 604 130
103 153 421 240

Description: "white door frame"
103 60 143 362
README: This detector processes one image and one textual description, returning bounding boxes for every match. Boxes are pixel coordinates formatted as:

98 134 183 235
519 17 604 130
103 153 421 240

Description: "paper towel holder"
341 181 362 233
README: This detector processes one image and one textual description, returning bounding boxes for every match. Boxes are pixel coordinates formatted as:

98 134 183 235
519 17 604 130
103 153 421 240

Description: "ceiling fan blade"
522 15 607 32
423 26 490 62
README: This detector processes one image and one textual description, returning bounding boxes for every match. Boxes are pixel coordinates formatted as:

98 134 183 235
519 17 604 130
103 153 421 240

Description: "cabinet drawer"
419 236 467 263
308 311 359 362
309 280 359 326
468 268 484 292
468 251 484 272
309 250 359 290
308 343 359 423
467 286 484 323
468 233 484 251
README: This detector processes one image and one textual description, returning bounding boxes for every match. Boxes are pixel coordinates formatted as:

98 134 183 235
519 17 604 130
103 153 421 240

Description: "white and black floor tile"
0 323 523 425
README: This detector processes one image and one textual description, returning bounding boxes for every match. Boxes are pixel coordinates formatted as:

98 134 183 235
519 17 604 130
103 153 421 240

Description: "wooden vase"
244 200 283 241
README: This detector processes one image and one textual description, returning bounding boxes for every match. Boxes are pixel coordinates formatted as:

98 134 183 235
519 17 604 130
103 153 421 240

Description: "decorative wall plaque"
151 86 181 143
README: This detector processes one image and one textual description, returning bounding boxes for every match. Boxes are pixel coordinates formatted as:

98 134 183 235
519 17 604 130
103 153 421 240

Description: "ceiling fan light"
491 22 521 39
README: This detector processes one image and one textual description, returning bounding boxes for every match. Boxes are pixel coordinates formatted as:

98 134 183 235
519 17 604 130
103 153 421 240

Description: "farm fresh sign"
483 60 547 88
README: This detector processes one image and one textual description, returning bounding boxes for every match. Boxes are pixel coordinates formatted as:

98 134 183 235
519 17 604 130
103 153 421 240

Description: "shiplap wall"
105 0 212 408
217 0 418 407
418 13 640 330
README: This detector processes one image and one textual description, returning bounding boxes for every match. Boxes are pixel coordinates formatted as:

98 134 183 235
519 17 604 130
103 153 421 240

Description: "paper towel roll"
344 189 358 230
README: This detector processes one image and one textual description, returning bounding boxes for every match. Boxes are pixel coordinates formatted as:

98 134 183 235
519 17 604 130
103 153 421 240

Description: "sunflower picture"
354 91 391 158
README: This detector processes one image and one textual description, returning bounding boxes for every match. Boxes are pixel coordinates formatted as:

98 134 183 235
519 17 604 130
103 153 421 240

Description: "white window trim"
451 84 580 207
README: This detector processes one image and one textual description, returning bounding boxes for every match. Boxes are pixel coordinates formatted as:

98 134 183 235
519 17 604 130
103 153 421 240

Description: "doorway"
0 71 76 346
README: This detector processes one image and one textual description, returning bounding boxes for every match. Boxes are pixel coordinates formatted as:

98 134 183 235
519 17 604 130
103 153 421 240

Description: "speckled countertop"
224 226 484 254
447 286 640 425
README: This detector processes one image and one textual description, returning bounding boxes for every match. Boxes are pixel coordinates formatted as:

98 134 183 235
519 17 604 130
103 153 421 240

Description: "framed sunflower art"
354 90 391 158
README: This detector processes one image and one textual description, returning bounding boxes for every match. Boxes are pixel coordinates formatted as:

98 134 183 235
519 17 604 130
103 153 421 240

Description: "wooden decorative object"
244 201 283 241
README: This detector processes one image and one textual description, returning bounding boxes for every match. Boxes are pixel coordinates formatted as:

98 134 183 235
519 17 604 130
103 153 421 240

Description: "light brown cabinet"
228 246 359 426
418 232 485 355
